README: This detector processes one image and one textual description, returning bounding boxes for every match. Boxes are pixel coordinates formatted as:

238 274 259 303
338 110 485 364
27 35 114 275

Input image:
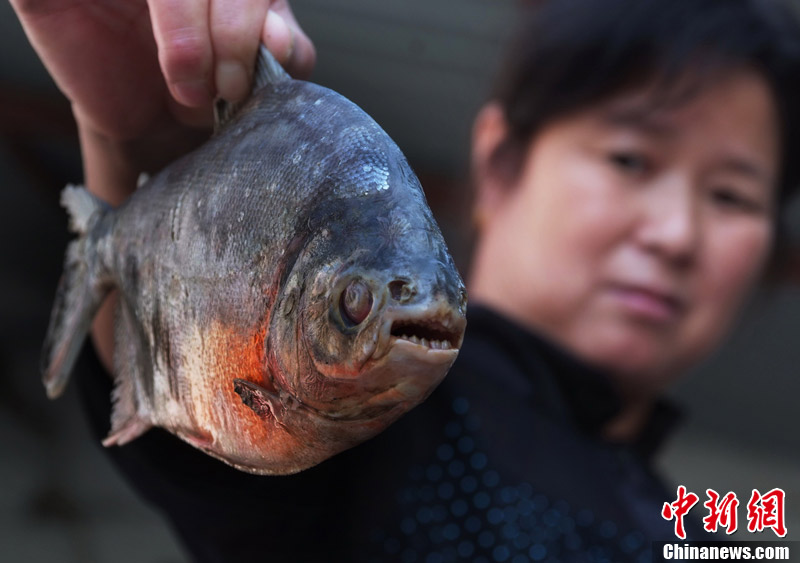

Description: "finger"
147 0 214 107
210 0 269 102
263 1 316 79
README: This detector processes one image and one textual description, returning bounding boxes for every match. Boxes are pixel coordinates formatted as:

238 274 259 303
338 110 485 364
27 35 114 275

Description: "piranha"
42 46 467 475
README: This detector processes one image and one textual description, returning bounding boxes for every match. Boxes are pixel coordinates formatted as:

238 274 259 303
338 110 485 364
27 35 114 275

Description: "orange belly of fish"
184 320 307 471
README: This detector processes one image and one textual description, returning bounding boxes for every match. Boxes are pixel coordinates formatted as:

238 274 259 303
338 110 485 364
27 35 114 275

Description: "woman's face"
471 69 780 395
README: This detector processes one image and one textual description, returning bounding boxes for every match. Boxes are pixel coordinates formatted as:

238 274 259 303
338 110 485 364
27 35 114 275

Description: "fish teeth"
398 334 449 348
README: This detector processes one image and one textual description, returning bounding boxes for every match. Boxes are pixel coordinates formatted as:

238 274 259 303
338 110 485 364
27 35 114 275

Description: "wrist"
77 122 143 206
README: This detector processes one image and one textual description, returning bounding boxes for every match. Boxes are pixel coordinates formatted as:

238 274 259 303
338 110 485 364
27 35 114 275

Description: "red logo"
663 487 788 539
703 489 739 535
747 488 787 537
662 485 700 539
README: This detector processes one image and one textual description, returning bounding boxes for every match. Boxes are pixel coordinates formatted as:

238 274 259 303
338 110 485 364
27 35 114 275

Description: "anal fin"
104 299 153 447
102 417 151 447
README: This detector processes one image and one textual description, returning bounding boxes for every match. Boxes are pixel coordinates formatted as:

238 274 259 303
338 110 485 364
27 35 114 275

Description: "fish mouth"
348 304 465 416
390 319 462 350
376 304 466 359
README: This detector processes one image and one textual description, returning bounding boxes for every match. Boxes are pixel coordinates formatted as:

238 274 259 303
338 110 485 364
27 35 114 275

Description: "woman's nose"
636 174 700 266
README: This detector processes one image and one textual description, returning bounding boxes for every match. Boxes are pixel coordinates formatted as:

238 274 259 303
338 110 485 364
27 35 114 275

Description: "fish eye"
340 280 373 325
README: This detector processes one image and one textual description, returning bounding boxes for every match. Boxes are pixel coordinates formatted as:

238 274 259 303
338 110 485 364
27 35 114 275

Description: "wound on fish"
234 379 277 420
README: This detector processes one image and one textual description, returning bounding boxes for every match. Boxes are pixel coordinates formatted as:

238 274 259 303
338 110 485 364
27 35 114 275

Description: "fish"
42 46 467 475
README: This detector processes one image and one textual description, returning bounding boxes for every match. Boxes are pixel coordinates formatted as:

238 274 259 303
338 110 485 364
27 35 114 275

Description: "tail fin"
42 185 112 399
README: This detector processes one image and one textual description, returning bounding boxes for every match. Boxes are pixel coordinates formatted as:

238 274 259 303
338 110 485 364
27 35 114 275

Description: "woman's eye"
608 151 649 174
710 188 761 213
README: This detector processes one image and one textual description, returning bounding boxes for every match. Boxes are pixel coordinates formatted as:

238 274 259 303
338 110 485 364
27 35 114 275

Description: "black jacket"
76 306 699 562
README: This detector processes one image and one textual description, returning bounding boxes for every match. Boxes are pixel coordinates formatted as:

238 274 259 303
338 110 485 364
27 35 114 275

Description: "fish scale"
41 46 467 475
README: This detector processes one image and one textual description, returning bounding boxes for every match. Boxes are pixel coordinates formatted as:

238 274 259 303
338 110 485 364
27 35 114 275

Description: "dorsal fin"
214 44 290 132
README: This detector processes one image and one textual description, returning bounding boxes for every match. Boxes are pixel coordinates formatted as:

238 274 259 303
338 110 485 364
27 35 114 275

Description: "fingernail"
216 60 250 102
173 79 213 107
264 10 294 63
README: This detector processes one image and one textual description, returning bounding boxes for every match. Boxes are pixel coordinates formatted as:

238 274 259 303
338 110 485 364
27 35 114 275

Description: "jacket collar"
465 305 682 461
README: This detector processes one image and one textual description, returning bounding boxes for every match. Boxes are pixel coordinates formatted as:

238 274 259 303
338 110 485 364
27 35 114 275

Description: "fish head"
268 158 467 427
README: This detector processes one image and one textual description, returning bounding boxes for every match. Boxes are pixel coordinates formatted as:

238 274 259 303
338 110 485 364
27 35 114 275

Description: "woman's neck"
601 398 654 443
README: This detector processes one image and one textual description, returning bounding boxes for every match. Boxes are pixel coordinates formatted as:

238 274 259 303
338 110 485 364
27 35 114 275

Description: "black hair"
492 0 800 233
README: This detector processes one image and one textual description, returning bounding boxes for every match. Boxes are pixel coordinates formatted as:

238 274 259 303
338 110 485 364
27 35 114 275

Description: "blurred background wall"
1 1 798 561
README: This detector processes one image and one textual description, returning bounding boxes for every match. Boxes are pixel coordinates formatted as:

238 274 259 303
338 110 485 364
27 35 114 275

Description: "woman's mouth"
608 283 685 323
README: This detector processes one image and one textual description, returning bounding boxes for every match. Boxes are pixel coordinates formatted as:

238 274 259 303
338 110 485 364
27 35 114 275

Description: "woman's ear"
471 102 513 230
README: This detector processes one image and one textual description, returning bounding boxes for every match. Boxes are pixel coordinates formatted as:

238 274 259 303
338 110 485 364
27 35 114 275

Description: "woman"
12 0 800 561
